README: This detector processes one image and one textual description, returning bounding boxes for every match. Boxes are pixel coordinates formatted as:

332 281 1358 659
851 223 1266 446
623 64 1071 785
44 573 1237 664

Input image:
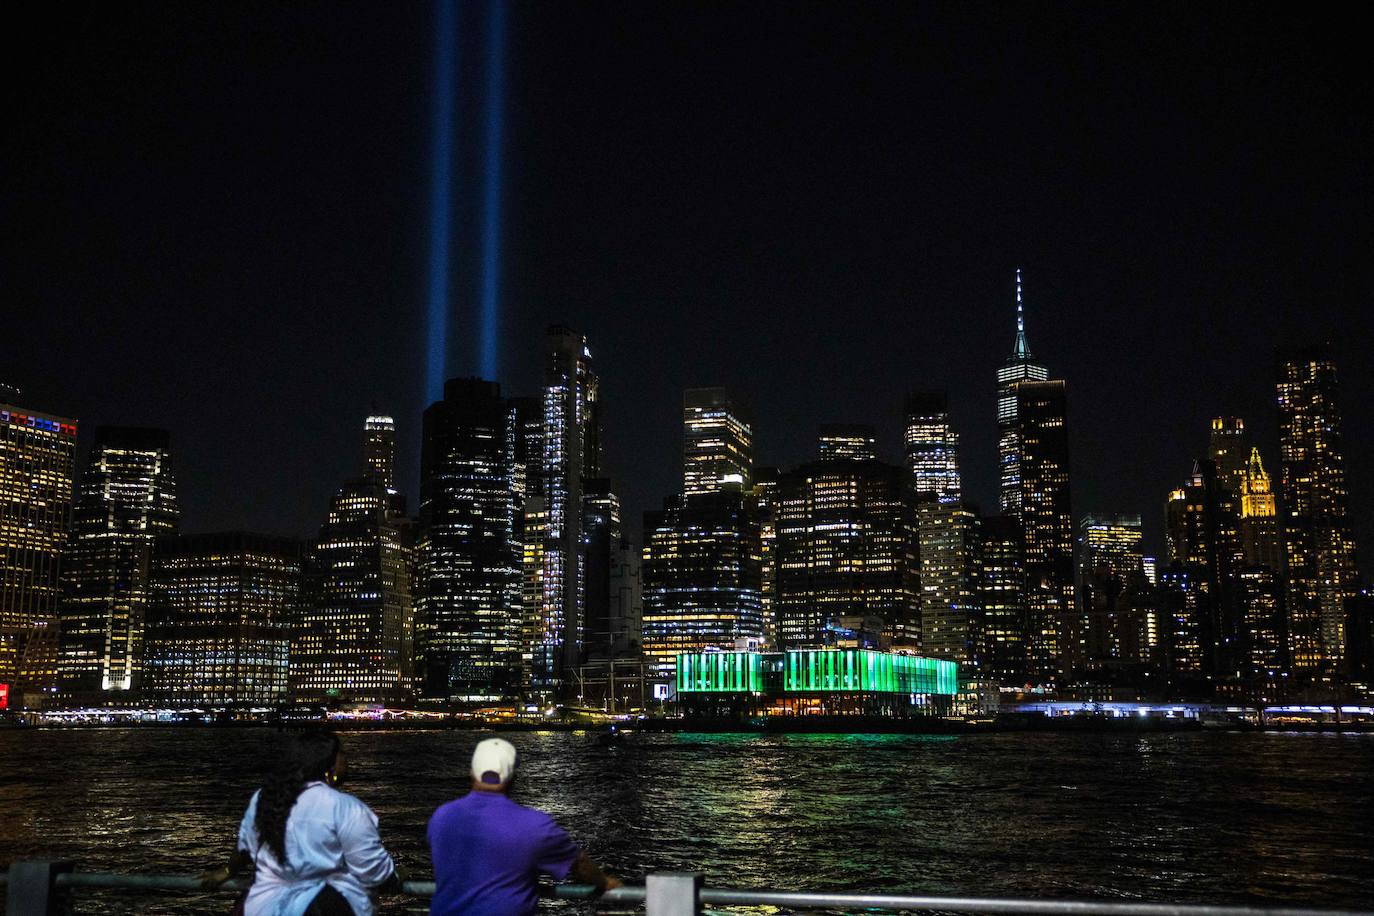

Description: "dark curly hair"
255 729 340 867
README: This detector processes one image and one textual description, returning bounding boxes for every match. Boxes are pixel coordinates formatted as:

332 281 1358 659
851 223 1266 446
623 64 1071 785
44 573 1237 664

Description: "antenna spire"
1013 268 1032 359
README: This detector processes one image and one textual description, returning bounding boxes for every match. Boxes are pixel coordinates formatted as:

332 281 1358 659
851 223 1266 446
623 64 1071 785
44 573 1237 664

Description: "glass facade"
675 649 956 697
58 427 179 704
0 403 77 708
683 387 752 497
905 391 961 503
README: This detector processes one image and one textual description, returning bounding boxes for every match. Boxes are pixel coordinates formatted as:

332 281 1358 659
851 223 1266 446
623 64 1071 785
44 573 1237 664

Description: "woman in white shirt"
202 730 400 916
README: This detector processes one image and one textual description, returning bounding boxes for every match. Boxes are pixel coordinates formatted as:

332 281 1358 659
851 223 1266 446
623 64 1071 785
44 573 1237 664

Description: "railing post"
646 871 701 916
6 861 73 916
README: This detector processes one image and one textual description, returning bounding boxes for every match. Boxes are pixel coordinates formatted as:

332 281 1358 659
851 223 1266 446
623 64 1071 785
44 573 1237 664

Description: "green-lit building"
674 648 957 717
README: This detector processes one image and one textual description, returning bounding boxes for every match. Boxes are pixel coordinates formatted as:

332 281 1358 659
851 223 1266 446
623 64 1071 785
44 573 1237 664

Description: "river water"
2 729 1371 913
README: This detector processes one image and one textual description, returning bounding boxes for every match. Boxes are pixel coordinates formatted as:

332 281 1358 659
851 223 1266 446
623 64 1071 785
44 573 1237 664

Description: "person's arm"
337 797 398 889
568 850 622 892
201 794 258 888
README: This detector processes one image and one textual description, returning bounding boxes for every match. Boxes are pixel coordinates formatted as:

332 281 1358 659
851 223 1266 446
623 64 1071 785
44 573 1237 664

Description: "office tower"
1277 344 1359 668
749 467 780 647
996 270 1049 515
641 492 762 679
519 496 549 690
292 418 414 705
580 478 621 662
683 387 752 496
607 540 643 657
364 415 396 492
1208 417 1249 497
1076 514 1144 666
1141 556 1158 585
819 424 877 461
978 515 1027 682
774 458 914 650
417 378 521 702
509 397 543 507
1 402 77 708
917 501 982 664
1237 566 1284 679
144 533 300 706
905 390 961 503
58 427 179 704
1007 379 1074 678
1239 447 1284 571
539 327 601 690
1157 565 1206 676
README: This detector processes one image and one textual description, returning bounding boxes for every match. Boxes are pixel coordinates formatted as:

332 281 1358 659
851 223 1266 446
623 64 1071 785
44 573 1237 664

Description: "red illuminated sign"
0 683 9 710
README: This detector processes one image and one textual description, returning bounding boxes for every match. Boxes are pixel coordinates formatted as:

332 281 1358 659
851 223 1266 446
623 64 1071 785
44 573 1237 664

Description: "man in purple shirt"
428 738 620 916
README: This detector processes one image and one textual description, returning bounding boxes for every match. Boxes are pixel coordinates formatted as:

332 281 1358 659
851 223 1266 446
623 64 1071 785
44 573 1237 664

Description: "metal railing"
4 863 1373 916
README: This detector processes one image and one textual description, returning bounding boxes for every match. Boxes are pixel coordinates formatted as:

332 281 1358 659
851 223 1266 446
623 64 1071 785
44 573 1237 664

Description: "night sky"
8 4 1372 569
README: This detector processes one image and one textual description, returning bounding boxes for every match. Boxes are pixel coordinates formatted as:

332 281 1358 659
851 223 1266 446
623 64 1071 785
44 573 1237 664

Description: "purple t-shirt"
427 791 581 916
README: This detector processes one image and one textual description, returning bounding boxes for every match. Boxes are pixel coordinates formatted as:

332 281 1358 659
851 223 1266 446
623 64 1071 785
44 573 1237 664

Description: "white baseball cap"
471 737 518 786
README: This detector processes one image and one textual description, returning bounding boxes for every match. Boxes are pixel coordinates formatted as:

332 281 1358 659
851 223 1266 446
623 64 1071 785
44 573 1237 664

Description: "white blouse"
237 782 396 916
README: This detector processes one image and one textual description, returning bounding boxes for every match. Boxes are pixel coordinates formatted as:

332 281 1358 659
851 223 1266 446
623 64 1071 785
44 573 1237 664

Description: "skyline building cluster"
1 275 1371 711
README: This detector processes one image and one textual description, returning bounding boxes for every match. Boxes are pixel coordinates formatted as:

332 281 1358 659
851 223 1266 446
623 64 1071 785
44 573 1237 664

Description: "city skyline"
7 4 1373 572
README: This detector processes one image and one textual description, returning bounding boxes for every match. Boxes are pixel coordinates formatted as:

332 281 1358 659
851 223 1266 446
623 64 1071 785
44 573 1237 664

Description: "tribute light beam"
425 0 458 404
477 0 506 381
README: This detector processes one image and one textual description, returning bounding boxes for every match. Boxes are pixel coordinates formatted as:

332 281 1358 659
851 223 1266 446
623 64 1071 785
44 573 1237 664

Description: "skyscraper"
1239 447 1283 571
1076 514 1144 666
364 414 397 492
1007 379 1073 678
641 491 762 679
417 378 521 702
917 501 982 664
978 515 1027 682
580 477 621 663
996 270 1049 515
818 424 877 461
144 532 300 707
58 427 179 704
905 390 961 503
1277 344 1359 669
1 401 77 708
1208 417 1249 497
537 326 601 692
292 416 414 706
775 457 915 650
749 467 780 648
683 387 752 496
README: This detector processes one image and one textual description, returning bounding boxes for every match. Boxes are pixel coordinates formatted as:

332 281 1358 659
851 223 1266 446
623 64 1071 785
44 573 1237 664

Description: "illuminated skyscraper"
417 378 521 702
1239 447 1283 571
1076 514 1143 666
905 390 961 503
683 388 752 496
1277 344 1359 669
0 402 77 708
537 326 601 692
292 417 413 705
1237 566 1284 679
144 532 300 707
1007 379 1073 678
641 491 762 679
917 500 982 664
996 270 1049 515
748 467 780 647
1157 565 1206 676
580 477 621 662
364 415 397 492
1165 459 1245 675
57 427 179 705
978 515 1027 682
819 424 877 461
775 457 915 650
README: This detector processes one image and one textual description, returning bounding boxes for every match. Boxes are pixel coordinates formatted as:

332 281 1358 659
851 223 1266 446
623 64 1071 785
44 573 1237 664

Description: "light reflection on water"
2 729 1372 914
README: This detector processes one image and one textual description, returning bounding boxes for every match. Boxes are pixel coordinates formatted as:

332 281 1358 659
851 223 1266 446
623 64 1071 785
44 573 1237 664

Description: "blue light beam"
477 0 506 381
425 0 458 404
